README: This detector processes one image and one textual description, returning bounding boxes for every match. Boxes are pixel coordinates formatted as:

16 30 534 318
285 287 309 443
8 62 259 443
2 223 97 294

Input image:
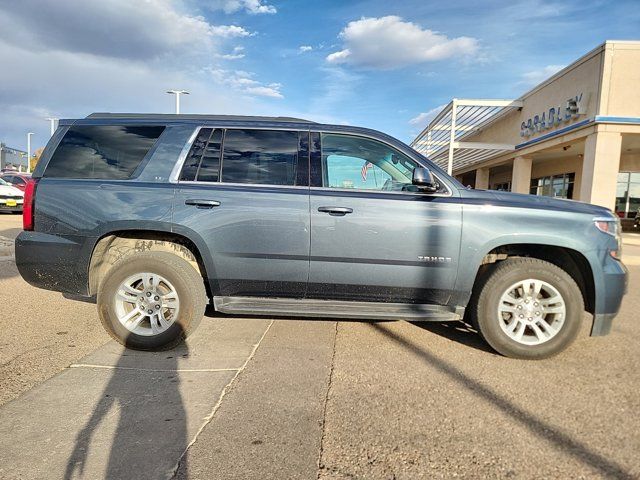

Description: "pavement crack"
316 320 339 479
168 319 275 480
1 343 57 368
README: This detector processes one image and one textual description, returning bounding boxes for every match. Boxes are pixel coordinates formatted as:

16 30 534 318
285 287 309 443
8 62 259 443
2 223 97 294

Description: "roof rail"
85 113 316 123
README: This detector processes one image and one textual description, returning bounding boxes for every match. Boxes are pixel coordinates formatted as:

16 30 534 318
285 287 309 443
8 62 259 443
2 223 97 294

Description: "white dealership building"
412 40 640 224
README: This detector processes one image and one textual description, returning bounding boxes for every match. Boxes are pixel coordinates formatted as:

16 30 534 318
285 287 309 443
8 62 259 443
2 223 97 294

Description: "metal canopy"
411 99 523 175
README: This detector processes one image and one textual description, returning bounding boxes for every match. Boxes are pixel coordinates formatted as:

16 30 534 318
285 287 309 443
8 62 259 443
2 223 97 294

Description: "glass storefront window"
530 173 574 199
628 184 640 217
493 182 511 191
617 172 640 218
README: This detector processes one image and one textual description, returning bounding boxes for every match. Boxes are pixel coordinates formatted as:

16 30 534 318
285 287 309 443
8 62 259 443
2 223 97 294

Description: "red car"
0 172 31 191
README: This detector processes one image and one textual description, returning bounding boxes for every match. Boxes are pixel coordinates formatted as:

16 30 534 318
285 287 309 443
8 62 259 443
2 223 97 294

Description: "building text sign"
520 93 589 137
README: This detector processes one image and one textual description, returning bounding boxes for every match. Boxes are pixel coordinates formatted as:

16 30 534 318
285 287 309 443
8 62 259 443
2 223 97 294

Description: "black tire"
97 251 206 351
470 257 583 359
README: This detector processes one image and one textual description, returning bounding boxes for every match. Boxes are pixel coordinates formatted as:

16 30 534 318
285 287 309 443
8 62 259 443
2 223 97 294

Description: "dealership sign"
520 93 588 137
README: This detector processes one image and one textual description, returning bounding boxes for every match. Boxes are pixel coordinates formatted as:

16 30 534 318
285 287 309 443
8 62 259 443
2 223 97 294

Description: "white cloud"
216 46 246 60
299 45 313 53
209 69 283 98
520 64 565 87
209 25 254 38
409 105 447 129
207 0 277 14
0 1 281 148
244 85 283 98
0 0 253 60
326 16 479 69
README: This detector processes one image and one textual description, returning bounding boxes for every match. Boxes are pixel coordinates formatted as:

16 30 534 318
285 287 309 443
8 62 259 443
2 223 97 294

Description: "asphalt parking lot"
0 212 639 479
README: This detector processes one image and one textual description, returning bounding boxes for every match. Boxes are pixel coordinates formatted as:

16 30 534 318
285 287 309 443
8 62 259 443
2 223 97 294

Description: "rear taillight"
23 178 38 231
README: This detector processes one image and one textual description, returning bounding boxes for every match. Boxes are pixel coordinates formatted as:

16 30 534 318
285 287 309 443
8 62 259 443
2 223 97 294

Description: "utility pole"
46 117 58 136
166 90 189 114
26 132 34 174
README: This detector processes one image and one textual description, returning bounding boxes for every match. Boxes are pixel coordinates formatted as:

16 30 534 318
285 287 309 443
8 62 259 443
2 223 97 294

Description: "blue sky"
0 0 639 152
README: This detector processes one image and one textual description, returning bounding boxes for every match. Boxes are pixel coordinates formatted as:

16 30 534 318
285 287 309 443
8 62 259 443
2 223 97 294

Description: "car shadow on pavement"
64 327 189 480
0 226 23 240
0 261 18 280
412 321 497 354
368 322 634 480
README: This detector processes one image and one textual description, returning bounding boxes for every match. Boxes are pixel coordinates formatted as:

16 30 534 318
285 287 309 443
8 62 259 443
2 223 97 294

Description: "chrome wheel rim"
497 278 566 346
114 273 180 336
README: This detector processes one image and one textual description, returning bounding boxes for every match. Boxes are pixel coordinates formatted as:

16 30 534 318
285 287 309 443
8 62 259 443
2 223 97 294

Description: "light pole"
26 132 34 173
46 117 58 137
166 90 189 114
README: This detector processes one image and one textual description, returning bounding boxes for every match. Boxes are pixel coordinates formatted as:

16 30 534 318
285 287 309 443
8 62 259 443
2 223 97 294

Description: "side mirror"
412 167 439 193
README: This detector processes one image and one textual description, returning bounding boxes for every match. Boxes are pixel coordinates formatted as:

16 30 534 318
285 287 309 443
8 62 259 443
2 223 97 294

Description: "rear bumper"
15 231 94 296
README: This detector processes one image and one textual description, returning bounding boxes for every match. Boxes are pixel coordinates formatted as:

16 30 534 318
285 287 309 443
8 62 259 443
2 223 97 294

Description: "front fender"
455 204 625 328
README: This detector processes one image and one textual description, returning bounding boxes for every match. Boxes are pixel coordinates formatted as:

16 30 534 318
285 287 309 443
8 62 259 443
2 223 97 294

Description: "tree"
30 147 44 171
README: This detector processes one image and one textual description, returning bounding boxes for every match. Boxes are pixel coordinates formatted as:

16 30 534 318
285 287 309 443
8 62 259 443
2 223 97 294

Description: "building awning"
411 99 523 174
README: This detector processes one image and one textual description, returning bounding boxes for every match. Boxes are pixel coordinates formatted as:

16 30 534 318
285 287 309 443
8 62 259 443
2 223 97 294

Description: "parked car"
633 209 640 229
0 177 24 213
1 172 31 191
15 114 627 359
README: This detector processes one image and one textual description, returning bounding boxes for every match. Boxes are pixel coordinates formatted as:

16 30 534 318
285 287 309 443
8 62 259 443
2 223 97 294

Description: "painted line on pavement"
69 363 240 373
169 319 275 479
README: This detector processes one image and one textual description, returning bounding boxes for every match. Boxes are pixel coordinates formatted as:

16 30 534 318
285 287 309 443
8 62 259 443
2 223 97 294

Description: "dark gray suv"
15 113 627 359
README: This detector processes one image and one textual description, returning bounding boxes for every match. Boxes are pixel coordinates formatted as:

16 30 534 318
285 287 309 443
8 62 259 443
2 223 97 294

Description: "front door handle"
185 199 221 209
318 206 353 216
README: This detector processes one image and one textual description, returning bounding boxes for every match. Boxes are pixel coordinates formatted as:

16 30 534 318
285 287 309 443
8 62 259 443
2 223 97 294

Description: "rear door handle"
185 199 221 209
317 206 353 216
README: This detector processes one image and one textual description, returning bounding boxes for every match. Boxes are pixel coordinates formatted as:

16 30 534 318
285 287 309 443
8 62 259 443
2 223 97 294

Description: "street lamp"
45 117 58 137
166 89 189 114
26 132 34 174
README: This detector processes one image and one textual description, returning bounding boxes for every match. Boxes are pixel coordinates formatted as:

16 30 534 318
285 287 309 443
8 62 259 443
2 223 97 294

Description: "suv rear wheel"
97 251 206 350
471 257 583 359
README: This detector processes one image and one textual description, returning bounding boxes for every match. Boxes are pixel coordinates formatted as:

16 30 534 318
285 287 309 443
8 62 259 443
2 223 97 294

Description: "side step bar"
213 296 462 322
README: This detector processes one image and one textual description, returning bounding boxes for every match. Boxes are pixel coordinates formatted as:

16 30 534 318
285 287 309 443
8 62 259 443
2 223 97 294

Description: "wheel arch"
469 243 595 316
88 227 215 301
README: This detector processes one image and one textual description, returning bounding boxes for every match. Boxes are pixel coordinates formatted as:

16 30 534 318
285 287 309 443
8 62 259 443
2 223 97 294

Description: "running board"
213 296 462 322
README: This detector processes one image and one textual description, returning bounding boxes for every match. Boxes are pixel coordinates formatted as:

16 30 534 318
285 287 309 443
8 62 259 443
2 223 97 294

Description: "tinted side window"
179 128 212 181
197 129 223 182
179 128 223 182
44 125 165 179
221 129 298 186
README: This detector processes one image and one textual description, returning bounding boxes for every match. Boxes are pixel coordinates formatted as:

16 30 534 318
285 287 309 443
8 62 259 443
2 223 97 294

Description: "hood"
0 184 24 197
459 188 613 217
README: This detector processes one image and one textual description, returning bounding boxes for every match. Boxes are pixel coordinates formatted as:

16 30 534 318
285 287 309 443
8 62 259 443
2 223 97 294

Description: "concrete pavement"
0 319 273 480
0 213 21 258
175 320 336 480
0 212 22 239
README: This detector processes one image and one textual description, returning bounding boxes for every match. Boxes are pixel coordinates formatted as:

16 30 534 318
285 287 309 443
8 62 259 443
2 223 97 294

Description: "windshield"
0 178 10 186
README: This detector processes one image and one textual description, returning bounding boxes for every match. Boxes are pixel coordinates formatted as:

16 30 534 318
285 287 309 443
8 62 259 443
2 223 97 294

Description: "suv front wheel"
471 257 583 359
97 251 206 350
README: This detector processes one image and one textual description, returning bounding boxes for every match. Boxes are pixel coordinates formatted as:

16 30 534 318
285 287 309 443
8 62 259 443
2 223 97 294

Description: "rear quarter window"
44 125 165 179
